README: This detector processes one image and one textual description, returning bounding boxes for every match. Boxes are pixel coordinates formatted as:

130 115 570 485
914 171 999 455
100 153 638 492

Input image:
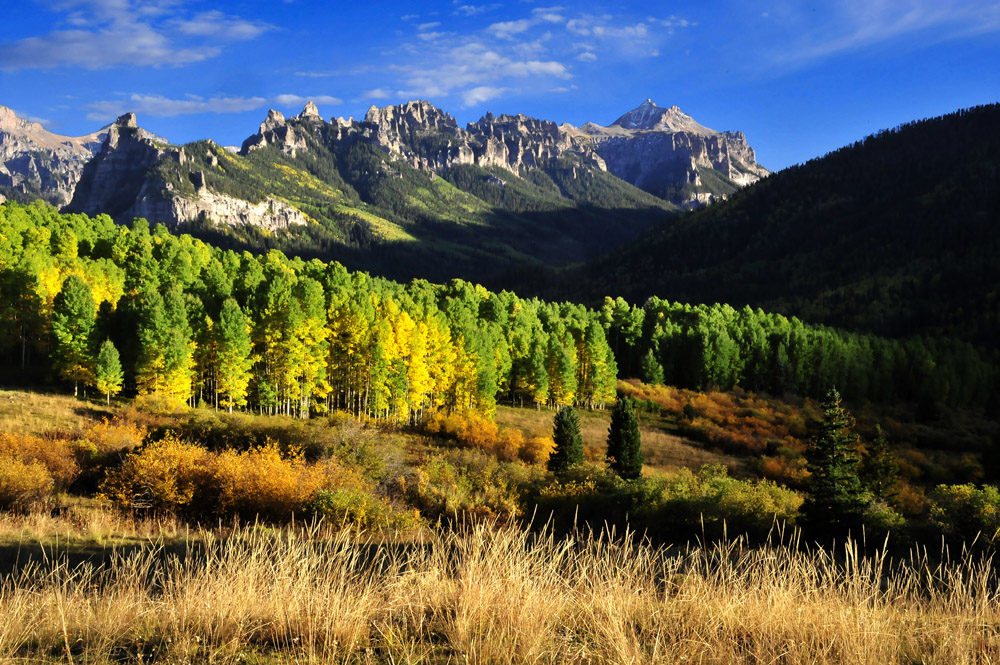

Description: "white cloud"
0 1 270 71
773 0 1000 63
487 19 536 38
84 92 341 122
418 21 441 31
454 4 501 17
419 32 448 41
173 10 271 40
85 94 268 121
461 85 510 107
576 51 597 62
273 94 343 107
361 88 392 100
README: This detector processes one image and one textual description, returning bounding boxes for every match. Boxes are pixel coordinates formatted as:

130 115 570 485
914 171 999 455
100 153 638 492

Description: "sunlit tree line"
0 201 617 419
601 295 995 407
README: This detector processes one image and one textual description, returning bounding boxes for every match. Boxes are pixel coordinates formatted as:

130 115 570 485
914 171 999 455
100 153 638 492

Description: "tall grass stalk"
0 520 998 663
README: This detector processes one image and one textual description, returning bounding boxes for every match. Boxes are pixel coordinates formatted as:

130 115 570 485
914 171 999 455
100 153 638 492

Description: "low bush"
310 487 421 530
99 434 211 511
0 455 54 509
404 450 523 523
930 483 1000 544
0 431 79 489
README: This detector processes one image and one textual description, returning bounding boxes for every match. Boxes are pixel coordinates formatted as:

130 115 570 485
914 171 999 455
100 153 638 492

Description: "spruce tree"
548 405 584 476
94 339 123 405
861 425 900 503
51 274 96 396
639 349 664 385
607 397 643 479
803 388 867 531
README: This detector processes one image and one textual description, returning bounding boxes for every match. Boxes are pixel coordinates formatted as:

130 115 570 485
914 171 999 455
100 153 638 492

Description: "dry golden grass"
0 516 998 663
0 389 114 436
496 405 741 475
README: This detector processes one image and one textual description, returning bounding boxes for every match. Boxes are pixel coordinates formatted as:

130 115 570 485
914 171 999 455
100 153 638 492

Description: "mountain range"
0 99 767 282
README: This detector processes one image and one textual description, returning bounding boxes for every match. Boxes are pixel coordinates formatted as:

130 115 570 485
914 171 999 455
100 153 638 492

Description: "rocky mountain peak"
296 101 322 121
0 105 26 130
115 113 138 129
364 100 458 131
0 106 110 207
611 100 714 135
261 109 286 133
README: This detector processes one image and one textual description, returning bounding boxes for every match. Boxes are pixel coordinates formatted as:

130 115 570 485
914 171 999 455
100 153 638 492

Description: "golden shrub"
81 418 147 454
494 428 524 461
0 431 79 489
99 434 211 511
209 443 328 520
518 435 555 465
0 455 54 508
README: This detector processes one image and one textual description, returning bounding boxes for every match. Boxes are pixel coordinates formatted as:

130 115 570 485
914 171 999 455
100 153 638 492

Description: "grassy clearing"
496 405 743 475
0 519 997 663
0 389 114 436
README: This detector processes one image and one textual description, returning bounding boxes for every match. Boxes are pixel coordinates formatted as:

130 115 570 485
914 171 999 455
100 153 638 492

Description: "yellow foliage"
210 443 329 520
99 434 211 511
0 431 79 489
519 435 555 465
0 455 54 509
80 418 147 455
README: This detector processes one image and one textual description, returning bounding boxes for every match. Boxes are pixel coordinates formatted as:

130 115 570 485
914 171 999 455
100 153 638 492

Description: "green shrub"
311 488 421 531
930 483 1000 543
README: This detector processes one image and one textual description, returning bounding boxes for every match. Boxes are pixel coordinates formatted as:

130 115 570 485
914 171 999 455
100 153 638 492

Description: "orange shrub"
209 443 330 520
519 435 555 465
80 418 147 454
0 455 54 509
0 432 78 489
99 434 211 511
494 428 524 462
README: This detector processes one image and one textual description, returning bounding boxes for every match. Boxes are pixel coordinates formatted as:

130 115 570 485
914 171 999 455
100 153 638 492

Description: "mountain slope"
570 104 1000 345
66 104 681 283
0 106 107 206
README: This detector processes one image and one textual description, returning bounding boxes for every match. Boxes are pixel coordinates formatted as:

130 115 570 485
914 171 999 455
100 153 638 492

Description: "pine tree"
51 274 96 396
548 405 584 476
93 338 123 405
639 349 664 385
803 388 867 531
861 425 900 503
607 397 643 479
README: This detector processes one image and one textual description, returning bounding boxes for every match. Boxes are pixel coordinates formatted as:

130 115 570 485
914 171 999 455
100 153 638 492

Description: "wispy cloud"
360 88 392 100
461 85 511 106
272 94 343 108
372 6 693 110
0 0 271 70
765 0 1000 65
84 92 340 122
454 4 501 17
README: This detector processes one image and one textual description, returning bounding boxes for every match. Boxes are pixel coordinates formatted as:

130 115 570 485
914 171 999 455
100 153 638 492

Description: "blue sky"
2 0 999 170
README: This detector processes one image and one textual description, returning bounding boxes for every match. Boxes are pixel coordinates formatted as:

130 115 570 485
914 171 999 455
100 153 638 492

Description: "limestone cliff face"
239 99 766 206
69 113 306 231
0 105 106 206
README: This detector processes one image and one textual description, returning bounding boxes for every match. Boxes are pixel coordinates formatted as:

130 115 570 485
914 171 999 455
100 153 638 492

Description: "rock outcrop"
573 100 770 201
69 113 306 231
0 105 107 206
240 99 767 206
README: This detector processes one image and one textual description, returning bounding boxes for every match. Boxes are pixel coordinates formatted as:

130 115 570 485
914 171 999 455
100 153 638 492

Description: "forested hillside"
1 201 994 413
569 104 1000 346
